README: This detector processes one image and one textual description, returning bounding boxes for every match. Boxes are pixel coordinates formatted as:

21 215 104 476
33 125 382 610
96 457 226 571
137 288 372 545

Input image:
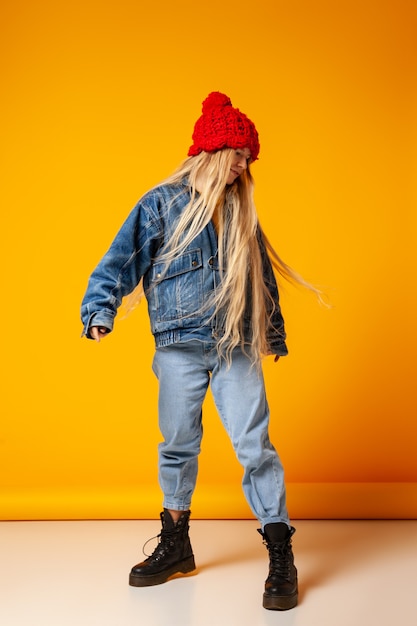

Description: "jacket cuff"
267 338 289 357
82 310 115 339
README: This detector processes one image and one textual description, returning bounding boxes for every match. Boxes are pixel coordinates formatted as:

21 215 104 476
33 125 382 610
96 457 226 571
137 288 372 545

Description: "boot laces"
142 527 179 559
267 539 293 579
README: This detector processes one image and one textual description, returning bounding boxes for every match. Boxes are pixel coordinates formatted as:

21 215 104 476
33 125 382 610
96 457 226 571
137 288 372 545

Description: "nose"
237 155 248 170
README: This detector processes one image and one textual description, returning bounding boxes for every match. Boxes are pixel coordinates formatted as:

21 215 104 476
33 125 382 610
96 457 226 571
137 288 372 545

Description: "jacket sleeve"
80 198 163 338
257 229 289 356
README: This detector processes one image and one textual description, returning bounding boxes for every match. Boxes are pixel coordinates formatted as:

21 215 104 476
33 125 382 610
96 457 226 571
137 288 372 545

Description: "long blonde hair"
126 150 322 364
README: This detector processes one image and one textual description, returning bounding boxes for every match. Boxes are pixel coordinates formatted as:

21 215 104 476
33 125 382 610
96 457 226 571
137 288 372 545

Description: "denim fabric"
152 340 290 528
80 179 288 356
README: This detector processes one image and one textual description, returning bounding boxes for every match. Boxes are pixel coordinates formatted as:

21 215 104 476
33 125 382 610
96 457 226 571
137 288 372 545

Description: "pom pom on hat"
201 91 232 113
188 92 260 162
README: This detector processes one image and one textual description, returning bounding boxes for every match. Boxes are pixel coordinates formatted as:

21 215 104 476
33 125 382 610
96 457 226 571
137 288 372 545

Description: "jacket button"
192 260 197 266
208 258 213 266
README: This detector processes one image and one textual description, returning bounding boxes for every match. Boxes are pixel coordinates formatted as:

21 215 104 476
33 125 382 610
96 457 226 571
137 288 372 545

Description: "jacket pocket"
151 248 204 322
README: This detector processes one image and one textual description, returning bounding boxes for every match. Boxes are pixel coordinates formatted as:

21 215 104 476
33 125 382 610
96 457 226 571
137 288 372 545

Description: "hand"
89 326 109 342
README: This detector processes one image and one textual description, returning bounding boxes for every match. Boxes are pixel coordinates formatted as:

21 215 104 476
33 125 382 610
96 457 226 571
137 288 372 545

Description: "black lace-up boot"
258 523 298 610
129 509 196 587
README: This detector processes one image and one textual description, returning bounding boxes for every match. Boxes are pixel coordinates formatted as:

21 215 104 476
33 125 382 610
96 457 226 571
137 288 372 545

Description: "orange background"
1 0 416 520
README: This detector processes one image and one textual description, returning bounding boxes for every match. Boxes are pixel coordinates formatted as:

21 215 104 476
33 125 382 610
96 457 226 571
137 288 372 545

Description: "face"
226 148 252 184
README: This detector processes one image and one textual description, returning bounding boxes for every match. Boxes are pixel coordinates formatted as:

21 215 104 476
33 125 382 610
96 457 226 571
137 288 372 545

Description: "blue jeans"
152 340 290 529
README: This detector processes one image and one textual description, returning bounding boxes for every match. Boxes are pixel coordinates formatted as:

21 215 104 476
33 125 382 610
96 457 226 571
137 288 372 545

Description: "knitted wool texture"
188 92 260 162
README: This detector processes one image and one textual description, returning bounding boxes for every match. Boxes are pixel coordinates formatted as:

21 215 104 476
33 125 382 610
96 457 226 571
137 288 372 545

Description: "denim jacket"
81 179 288 356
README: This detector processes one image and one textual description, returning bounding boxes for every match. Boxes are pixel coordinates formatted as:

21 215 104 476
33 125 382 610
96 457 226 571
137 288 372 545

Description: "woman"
81 92 313 610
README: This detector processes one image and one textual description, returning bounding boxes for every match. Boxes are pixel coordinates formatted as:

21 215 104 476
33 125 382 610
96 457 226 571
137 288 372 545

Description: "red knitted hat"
188 92 260 162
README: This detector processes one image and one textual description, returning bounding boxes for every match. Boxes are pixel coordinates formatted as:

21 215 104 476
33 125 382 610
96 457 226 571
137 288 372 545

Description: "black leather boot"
129 509 196 587
258 523 298 610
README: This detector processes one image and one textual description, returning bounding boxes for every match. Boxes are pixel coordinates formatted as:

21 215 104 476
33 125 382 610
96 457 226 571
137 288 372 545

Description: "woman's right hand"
89 326 109 342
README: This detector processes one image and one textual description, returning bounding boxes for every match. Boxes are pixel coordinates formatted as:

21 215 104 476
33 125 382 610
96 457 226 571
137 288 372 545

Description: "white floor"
0 519 416 626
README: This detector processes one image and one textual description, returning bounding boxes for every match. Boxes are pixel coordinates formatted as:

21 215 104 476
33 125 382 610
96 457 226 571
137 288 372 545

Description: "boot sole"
129 555 196 587
263 590 298 611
